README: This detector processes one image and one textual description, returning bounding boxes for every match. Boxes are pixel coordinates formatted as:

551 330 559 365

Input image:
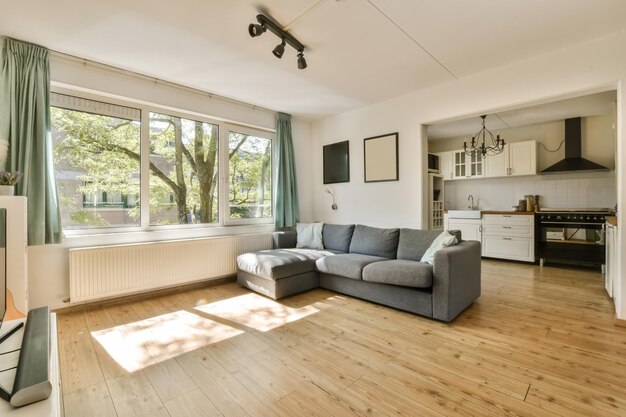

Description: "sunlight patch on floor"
91 310 243 372
195 293 320 332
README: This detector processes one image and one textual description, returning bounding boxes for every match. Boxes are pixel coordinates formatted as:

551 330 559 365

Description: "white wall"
312 30 626 319
23 52 313 310
445 171 615 211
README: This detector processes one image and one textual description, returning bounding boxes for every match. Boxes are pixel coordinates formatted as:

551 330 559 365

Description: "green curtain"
274 112 300 228
0 38 62 245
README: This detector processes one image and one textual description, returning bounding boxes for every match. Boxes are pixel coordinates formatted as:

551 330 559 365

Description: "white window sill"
59 223 275 248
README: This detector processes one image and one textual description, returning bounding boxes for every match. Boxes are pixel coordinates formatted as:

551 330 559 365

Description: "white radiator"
69 233 272 303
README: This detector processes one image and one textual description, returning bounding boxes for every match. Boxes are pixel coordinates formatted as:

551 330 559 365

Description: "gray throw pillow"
397 228 442 261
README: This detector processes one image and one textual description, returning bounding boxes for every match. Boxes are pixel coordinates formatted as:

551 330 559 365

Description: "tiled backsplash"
444 171 616 211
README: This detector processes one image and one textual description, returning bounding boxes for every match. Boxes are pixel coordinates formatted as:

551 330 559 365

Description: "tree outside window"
51 93 274 231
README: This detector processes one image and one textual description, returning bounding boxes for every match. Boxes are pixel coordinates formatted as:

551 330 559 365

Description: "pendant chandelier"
464 115 505 157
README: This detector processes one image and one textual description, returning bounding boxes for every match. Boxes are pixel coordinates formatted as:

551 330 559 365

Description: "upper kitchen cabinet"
449 150 484 180
485 140 537 178
436 150 486 180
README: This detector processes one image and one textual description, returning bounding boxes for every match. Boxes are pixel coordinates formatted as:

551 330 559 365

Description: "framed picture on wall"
323 140 350 184
364 132 398 182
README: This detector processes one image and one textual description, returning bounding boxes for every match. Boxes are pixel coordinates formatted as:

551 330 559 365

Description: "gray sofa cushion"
397 229 441 261
315 253 388 280
362 259 433 288
349 225 399 258
323 224 355 253
237 249 338 280
397 229 463 261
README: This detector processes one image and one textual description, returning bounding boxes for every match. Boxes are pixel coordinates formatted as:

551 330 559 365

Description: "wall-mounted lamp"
325 188 337 210
248 14 308 70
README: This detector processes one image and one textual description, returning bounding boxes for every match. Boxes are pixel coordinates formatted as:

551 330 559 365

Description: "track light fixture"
248 23 265 37
297 51 307 69
272 39 286 59
248 14 308 69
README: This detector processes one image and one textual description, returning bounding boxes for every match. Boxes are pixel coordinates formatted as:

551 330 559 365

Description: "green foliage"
51 106 272 229
0 171 23 186
228 133 272 218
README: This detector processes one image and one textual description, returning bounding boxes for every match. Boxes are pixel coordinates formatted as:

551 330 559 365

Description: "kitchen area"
426 90 618 298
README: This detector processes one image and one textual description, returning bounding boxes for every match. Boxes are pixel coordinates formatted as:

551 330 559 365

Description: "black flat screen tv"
323 140 350 184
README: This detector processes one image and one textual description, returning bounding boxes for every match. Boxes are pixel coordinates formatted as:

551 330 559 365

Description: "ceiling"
2 0 626 119
427 90 618 140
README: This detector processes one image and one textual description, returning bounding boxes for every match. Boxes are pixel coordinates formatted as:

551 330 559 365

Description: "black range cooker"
535 208 613 268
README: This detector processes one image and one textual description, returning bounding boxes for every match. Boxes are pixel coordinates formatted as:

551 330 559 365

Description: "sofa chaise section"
236 248 337 299
237 223 356 299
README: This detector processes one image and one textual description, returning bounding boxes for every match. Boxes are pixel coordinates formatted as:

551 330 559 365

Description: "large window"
149 112 219 225
51 92 274 232
228 130 272 220
51 94 141 229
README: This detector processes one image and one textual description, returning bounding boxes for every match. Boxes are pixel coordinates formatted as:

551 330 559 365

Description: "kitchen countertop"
481 211 535 215
606 216 618 226
443 210 534 215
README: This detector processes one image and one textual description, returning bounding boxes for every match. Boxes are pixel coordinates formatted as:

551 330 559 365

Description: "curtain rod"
49 50 278 116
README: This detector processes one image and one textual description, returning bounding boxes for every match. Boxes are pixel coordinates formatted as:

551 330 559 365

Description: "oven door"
536 219 605 265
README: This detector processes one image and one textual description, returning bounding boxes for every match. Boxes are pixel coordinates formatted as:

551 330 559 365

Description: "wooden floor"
58 260 626 417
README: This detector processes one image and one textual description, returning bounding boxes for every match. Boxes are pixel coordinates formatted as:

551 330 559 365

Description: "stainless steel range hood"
541 117 609 173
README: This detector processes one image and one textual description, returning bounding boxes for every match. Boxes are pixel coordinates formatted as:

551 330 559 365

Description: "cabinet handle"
479 225 482 232
503 237 512 240
503 226 512 229
503 215 511 218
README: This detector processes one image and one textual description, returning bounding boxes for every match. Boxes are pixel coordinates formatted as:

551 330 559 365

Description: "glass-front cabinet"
452 150 484 179
469 151 484 177
453 151 466 179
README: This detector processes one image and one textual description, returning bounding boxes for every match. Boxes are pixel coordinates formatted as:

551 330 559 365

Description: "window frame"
51 86 276 237
221 124 275 226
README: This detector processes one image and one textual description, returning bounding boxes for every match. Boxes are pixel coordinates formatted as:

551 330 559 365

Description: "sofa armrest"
273 231 297 249
431 240 481 322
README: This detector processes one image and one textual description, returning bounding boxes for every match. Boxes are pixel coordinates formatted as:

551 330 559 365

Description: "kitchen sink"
447 210 481 219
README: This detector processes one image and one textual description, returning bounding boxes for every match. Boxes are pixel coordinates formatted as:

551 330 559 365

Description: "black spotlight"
297 51 307 70
272 39 286 58
248 23 265 37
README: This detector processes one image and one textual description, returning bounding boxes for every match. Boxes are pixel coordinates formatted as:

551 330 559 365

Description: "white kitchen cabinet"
509 141 537 176
436 151 454 180
446 216 482 242
605 222 617 298
451 150 484 180
482 214 535 262
485 141 537 178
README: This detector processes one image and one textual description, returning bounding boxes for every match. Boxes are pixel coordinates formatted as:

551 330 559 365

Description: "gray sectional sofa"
236 224 481 322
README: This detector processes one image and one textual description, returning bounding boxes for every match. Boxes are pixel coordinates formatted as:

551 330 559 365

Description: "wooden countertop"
481 211 535 215
606 216 618 226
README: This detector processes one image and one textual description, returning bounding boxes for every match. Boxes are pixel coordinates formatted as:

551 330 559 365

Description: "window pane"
149 112 219 225
51 106 141 229
228 132 272 219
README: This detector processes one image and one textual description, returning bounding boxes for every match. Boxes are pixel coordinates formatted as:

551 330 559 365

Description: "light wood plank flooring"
58 260 626 417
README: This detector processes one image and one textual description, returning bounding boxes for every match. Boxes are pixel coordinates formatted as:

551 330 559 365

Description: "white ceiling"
427 90 618 140
2 0 626 119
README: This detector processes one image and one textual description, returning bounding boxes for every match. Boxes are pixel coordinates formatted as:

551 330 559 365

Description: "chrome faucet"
467 194 478 210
